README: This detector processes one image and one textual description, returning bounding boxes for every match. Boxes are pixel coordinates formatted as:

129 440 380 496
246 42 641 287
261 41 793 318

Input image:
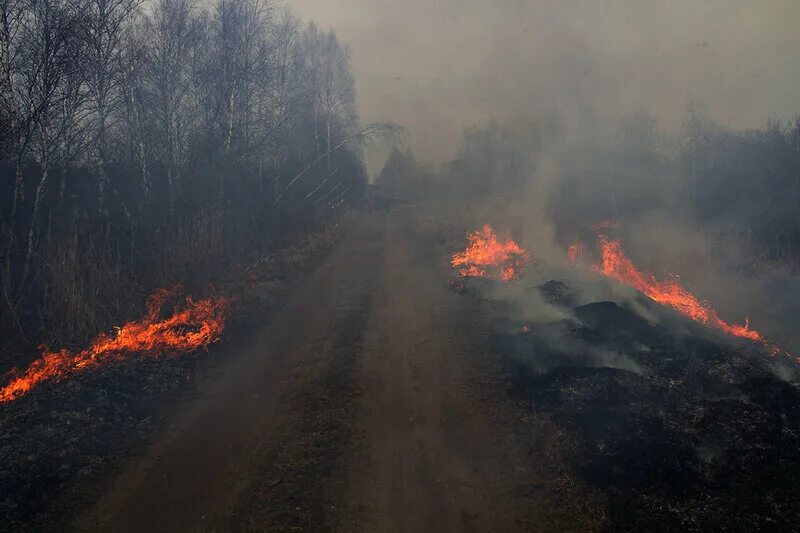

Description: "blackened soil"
492 284 800 531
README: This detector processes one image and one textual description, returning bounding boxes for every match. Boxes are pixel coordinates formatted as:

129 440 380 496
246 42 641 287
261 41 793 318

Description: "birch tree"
84 0 140 213
143 0 202 210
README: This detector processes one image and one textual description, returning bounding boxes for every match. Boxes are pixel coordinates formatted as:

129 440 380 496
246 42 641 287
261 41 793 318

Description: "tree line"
432 108 800 269
549 107 800 267
0 0 378 347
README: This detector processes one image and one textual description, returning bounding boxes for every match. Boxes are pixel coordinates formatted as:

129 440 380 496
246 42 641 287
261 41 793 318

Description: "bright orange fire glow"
596 235 762 340
452 225 531 282
567 241 583 263
0 287 229 404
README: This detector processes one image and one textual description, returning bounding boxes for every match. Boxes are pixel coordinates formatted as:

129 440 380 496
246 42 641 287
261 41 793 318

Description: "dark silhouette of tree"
0 0 379 343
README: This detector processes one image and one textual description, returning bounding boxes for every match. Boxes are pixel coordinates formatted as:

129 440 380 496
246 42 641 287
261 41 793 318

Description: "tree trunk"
130 90 150 203
58 165 68 209
168 121 181 213
97 105 109 215
167 164 176 214
258 158 263 195
326 113 332 171
225 85 235 155
140 137 150 202
97 156 108 214
22 166 49 283
11 155 24 219
4 159 25 294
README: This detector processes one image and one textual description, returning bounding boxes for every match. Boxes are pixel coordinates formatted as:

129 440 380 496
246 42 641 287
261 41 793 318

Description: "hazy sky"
288 0 800 165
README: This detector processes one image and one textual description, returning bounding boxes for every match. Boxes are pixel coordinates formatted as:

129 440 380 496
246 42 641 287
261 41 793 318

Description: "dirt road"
75 208 599 532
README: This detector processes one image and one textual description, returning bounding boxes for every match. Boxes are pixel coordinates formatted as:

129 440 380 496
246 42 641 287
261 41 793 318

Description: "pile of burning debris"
451 225 800 529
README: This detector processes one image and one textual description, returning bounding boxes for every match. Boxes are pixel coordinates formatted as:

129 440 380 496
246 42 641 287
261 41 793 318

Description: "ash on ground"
484 277 800 530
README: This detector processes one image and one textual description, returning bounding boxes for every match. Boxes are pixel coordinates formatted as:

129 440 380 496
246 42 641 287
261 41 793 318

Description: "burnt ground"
0 218 346 531
67 207 601 532
490 280 800 531
1 204 798 531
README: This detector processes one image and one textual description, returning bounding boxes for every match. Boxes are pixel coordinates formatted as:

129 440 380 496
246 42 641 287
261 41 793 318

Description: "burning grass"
492 279 800 530
0 215 345 530
0 287 230 404
451 224 531 282
596 235 761 340
589 234 794 360
567 241 583 263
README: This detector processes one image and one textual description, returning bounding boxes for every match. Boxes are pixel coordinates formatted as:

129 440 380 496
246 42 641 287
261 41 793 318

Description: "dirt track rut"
75 208 595 532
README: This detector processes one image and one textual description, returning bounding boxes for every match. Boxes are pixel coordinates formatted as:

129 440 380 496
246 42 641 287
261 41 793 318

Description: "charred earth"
479 276 800 530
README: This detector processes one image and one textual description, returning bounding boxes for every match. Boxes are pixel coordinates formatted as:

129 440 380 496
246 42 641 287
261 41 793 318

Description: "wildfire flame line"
0 287 230 404
451 225 531 282
592 235 794 359
596 235 761 340
567 241 583 263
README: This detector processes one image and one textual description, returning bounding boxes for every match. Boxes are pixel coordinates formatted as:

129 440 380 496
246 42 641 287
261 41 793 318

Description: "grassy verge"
0 212 352 529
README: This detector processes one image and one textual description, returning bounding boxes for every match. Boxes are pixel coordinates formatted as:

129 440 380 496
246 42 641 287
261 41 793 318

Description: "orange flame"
451 225 531 282
567 241 583 263
0 287 230 404
596 235 762 340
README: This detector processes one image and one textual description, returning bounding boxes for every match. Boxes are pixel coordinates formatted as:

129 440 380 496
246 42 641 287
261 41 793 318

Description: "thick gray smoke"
292 0 800 359
289 0 799 166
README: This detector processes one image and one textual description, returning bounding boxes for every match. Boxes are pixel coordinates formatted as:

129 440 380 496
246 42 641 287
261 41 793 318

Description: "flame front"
451 225 531 282
0 288 230 404
596 235 764 341
567 241 583 263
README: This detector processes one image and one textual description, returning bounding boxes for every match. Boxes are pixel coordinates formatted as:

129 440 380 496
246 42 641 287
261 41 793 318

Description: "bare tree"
298 24 355 159
19 0 86 282
143 0 203 211
0 0 374 343
84 0 140 213
0 0 30 222
116 15 150 203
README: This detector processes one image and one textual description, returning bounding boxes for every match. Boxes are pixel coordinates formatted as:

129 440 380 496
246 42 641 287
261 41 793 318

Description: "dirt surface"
72 207 600 532
6 197 795 531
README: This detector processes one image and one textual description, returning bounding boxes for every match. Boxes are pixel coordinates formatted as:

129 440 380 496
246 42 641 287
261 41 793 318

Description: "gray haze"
289 0 800 354
289 0 800 166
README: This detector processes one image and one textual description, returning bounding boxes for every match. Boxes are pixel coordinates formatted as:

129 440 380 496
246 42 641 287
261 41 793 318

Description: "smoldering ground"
449 224 800 529
435 98 800 365
448 176 800 529
2 0 799 529
291 1 800 358
434 72 800 527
